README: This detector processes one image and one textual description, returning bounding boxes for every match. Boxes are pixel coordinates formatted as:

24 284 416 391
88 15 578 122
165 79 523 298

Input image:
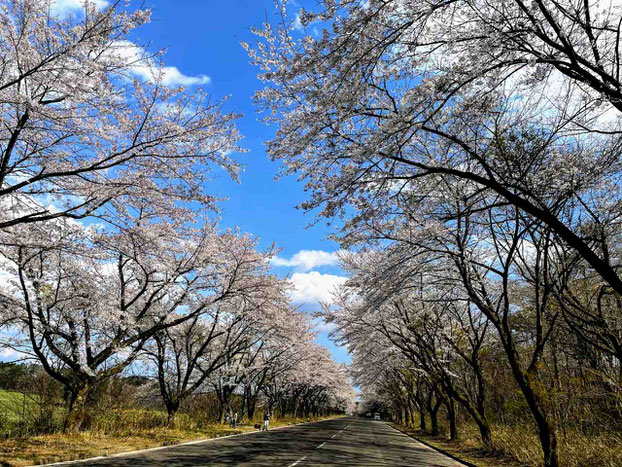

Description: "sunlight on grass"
394 421 622 467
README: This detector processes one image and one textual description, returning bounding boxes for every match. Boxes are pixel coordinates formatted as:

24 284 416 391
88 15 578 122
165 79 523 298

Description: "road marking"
330 433 337 439
289 455 307 466
317 442 326 449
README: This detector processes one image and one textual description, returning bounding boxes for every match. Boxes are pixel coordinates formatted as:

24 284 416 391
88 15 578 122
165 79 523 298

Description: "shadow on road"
60 417 461 466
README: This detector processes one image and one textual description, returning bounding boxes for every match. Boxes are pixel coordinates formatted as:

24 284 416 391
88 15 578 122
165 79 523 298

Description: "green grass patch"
0 390 40 424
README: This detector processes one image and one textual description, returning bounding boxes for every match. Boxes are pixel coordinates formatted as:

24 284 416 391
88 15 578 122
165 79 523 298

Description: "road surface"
50 417 464 466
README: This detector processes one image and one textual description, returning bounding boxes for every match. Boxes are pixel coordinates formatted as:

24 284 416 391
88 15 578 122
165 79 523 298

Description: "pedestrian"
224 413 229 425
229 409 234 428
233 411 238 428
263 410 270 431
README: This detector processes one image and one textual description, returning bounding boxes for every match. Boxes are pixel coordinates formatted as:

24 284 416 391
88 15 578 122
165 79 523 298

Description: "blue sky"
120 0 350 363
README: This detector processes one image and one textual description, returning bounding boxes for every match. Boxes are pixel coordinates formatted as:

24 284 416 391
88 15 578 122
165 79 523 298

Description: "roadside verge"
387 422 477 467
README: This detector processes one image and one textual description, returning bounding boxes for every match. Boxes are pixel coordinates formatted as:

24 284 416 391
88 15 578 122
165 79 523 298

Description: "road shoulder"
387 423 477 467
388 423 525 467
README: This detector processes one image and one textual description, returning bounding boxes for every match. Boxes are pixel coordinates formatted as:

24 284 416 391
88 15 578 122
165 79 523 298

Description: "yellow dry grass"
394 421 622 467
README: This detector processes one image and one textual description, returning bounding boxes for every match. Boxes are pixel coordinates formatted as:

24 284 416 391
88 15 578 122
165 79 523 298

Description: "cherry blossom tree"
262 342 354 418
149 280 308 423
239 311 314 420
202 307 317 422
329 246 495 447
343 319 446 432
0 219 273 431
0 0 242 230
321 152 619 466
339 204 568 464
245 0 622 300
150 310 251 424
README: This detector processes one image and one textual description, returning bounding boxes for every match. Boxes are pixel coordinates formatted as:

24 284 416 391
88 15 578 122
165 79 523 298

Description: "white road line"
288 455 307 466
289 420 347 466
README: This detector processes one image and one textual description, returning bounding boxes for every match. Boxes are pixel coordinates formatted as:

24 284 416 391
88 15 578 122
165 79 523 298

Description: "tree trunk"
478 419 493 450
248 395 257 420
522 373 559 467
502 337 559 466
429 408 439 436
242 388 249 419
64 384 90 433
217 387 233 423
442 386 492 449
427 392 442 436
166 401 180 426
446 398 458 441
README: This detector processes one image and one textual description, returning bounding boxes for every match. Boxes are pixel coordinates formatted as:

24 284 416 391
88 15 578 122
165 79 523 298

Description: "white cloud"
51 0 109 16
155 66 211 87
49 6 209 88
289 271 347 304
111 40 211 88
47 5 208 87
0 348 20 360
271 249 341 272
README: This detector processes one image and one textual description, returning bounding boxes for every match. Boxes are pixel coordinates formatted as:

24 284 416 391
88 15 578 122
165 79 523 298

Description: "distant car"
373 413 380 420
366 412 371 417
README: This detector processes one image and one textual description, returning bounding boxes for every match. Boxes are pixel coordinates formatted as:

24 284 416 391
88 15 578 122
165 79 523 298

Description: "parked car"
373 413 380 420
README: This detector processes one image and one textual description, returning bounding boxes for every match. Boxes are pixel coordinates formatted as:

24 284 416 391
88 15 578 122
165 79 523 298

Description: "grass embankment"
0 413 343 466
391 422 622 467
0 390 39 425
0 424 246 466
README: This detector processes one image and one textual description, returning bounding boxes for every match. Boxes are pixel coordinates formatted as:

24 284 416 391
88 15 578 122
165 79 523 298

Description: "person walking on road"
263 410 270 431
233 412 238 428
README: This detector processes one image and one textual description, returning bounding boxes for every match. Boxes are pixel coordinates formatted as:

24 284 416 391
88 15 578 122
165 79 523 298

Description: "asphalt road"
50 417 464 466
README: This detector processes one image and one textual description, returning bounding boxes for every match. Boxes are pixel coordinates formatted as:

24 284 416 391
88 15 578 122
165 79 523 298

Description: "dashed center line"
288 455 307 466
289 421 348 466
